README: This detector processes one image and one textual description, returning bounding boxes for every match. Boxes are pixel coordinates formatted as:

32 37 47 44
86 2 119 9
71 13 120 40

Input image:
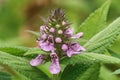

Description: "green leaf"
0 61 30 80
0 64 30 80
25 30 40 37
76 64 100 80
84 17 120 53
0 51 50 80
60 63 91 80
24 48 47 56
0 72 12 80
60 53 120 66
107 49 120 59
77 0 111 39
0 46 29 56
99 65 119 80
110 35 120 54
113 69 120 74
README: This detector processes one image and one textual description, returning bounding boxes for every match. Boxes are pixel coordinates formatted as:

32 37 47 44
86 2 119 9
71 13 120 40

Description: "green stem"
52 74 58 80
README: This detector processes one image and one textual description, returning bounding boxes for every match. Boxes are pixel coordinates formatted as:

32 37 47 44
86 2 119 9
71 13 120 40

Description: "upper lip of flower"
62 42 86 57
30 54 45 66
64 28 83 39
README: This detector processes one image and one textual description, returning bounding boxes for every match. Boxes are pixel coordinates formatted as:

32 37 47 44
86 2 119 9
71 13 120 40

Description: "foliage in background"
0 0 120 80
0 0 27 40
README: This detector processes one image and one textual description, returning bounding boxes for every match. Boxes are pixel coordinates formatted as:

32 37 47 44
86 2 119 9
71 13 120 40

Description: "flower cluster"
30 8 85 74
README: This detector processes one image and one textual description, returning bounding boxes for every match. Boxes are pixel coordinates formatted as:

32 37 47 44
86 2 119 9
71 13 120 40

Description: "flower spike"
30 8 85 74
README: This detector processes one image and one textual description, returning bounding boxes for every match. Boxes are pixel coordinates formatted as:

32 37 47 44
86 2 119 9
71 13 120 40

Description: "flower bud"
49 27 55 33
40 26 46 32
62 44 68 51
55 37 62 43
56 24 61 28
58 30 63 34
62 21 66 25
30 54 44 66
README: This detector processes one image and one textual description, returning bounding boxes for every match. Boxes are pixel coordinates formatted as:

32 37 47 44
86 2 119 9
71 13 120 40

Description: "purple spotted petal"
30 54 44 66
39 41 54 51
66 48 74 57
63 42 85 57
40 26 46 33
38 35 54 52
72 32 83 38
64 28 73 38
49 53 61 74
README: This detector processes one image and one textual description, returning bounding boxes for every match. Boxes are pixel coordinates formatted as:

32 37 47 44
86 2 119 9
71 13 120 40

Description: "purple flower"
30 54 44 66
64 28 73 38
62 42 86 57
30 9 86 75
61 44 68 51
55 37 62 43
40 25 46 33
72 32 83 38
41 33 47 40
49 53 61 74
64 28 83 38
49 27 55 33
38 35 54 52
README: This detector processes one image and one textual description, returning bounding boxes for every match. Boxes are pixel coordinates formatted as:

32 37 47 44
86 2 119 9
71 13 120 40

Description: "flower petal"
30 54 44 66
65 42 86 57
40 25 46 33
64 28 73 38
38 35 54 52
79 46 86 51
72 32 83 38
66 49 74 57
41 33 47 40
39 41 54 51
49 53 61 74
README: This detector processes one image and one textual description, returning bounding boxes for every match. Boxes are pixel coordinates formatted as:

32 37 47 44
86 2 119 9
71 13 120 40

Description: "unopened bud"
55 37 62 43
58 30 63 34
49 28 55 33
56 24 61 28
62 21 66 25
61 44 68 51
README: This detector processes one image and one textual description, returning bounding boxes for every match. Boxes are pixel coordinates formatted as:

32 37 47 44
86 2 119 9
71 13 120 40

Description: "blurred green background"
0 0 120 47
0 0 120 80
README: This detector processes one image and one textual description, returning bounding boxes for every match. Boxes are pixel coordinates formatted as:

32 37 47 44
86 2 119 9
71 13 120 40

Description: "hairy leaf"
25 30 40 37
113 69 120 74
107 49 120 58
84 17 120 53
61 63 91 80
61 53 120 66
0 46 29 56
98 65 119 80
0 51 50 80
77 0 111 39
0 72 12 80
76 64 100 80
110 35 120 54
24 48 47 56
